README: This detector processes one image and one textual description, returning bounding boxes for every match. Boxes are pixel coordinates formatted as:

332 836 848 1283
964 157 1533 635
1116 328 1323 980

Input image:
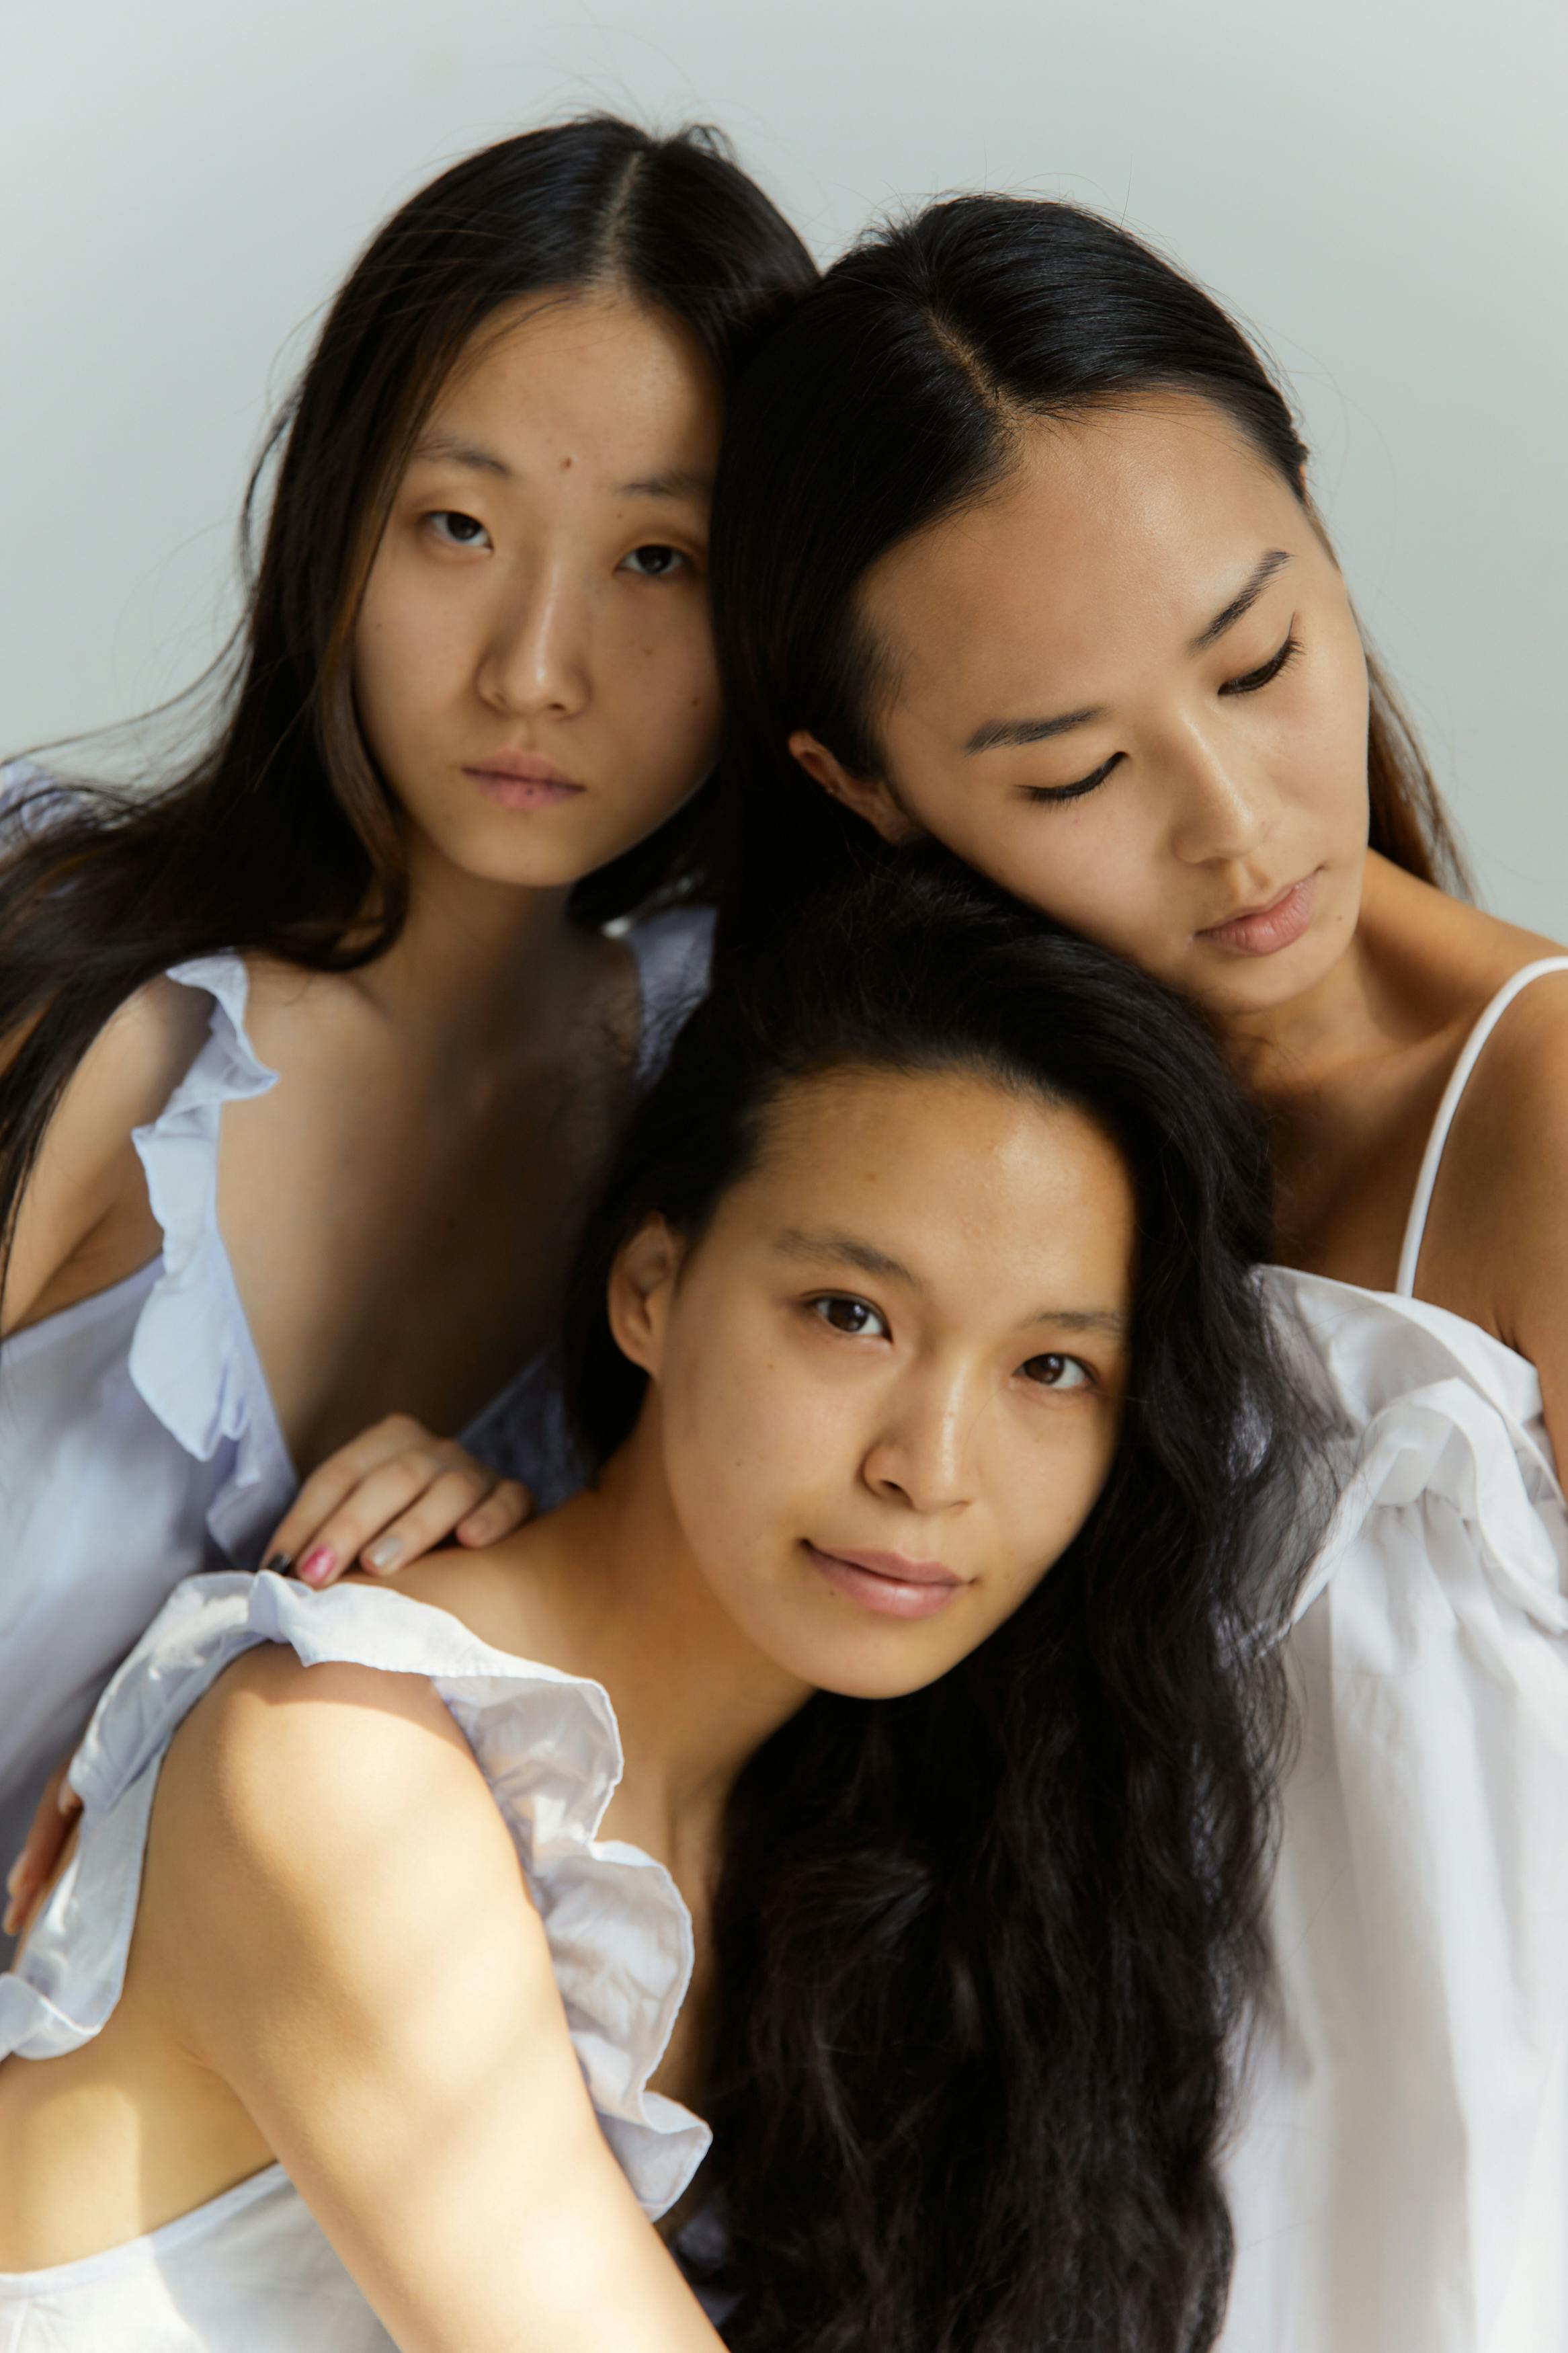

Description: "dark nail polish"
261 1553 292 1577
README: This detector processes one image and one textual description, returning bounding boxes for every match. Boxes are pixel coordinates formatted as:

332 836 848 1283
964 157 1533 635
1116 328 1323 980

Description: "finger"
359 1466 506 1575
454 1480 532 1546
261 1414 433 1570
302 1454 492 1585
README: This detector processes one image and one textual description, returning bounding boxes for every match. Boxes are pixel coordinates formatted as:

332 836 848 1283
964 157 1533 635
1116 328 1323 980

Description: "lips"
803 1540 966 1622
1198 873 1317 958
462 750 585 808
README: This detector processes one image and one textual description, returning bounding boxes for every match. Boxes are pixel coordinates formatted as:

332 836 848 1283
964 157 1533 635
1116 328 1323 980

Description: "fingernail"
4 1856 20 1897
297 1547 335 1588
2 1900 16 1937
261 1552 292 1577
364 1535 403 1573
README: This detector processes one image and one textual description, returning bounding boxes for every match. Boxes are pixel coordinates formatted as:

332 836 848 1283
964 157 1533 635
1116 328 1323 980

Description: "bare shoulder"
368 1544 547 1658
1426 961 1568 1348
3 975 215 1330
157 1641 493 1890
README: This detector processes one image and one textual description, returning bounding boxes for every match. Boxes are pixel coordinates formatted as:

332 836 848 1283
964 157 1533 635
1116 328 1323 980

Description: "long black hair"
710 193 1466 935
0 115 815 1323
562 848 1329 2350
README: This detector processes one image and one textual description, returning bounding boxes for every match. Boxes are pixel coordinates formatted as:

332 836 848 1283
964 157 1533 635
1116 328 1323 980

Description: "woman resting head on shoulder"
0 856 1324 2352
710 197 1568 2348
0 117 815 1933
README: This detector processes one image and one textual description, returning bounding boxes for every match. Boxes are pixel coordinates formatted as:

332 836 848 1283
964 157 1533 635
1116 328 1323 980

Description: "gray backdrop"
4 0 1564 926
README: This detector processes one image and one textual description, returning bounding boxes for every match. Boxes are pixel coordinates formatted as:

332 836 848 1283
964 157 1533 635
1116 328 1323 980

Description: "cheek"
352 561 456 752
659 1307 839 1557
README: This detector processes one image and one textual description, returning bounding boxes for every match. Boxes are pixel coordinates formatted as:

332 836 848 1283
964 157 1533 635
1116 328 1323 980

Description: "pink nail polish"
297 1547 335 1588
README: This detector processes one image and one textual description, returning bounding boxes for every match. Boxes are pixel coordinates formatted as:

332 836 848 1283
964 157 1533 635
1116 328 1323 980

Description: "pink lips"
1198 873 1317 957
804 1541 966 1622
462 750 585 810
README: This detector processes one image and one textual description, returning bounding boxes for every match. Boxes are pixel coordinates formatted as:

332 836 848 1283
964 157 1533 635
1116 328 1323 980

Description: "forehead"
726 1064 1136 1302
421 290 722 483
864 393 1305 688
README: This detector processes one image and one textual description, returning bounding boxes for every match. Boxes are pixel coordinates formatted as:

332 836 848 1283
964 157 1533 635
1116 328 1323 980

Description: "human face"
794 396 1372 1022
354 290 723 891
614 1066 1134 1701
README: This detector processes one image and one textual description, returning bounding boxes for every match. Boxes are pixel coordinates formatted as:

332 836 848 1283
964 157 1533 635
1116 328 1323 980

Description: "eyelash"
808 1293 886 1338
1021 626 1303 805
807 1298 1096 1390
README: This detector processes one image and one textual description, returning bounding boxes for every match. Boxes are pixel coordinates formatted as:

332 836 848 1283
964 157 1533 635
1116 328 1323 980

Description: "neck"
524 1414 814 1859
358 827 593 1051
1212 853 1405 1103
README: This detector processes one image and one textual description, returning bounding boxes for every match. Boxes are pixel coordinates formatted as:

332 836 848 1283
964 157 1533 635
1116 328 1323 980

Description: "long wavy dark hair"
561 850 1330 2350
709 192 1468 934
0 115 814 1324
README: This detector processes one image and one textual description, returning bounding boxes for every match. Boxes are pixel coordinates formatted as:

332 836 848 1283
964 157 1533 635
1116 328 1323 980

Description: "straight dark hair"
561 848 1329 2350
0 114 815 1324
709 192 1467 930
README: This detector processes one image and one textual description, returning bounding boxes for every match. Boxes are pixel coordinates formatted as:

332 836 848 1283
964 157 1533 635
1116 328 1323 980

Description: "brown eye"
429 510 489 547
620 543 688 578
810 1295 887 1338
1021 1353 1091 1390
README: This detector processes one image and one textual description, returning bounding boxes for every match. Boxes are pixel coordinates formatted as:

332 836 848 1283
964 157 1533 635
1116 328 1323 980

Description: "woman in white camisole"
0 865 1329 2350
708 194 1568 2347
0 120 813 1933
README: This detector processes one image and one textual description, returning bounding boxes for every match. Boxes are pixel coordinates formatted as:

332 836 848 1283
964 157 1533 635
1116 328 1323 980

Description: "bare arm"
142 1648 722 2353
1 980 206 1334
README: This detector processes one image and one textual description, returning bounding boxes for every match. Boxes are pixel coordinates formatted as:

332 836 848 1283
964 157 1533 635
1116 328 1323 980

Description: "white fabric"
1395 956 1568 1295
0 755 713 1913
0 1569 710 2348
1222 980 1568 2352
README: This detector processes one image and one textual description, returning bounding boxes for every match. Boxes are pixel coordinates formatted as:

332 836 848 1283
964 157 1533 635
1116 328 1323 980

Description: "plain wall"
3 0 1565 926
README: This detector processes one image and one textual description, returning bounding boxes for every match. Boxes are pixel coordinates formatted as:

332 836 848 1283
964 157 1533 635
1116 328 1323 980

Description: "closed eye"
1020 751 1124 805
1219 625 1300 697
807 1294 889 1339
1020 1353 1094 1390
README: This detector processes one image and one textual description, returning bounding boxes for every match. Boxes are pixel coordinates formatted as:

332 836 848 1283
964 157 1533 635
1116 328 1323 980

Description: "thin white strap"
1395 957 1568 1295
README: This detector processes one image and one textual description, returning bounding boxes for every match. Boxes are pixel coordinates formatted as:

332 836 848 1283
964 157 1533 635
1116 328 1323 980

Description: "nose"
1165 709 1282 869
476 555 591 720
860 1361 978 1517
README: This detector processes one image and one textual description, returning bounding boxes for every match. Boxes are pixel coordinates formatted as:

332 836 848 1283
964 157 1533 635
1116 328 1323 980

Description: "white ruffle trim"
127 953 294 1560
0 1571 709 2219
1263 1268 1568 1637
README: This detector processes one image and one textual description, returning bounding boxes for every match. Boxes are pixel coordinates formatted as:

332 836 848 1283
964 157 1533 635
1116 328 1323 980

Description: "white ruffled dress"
0 759 711 1905
0 1568 710 2350
1221 961 1568 2352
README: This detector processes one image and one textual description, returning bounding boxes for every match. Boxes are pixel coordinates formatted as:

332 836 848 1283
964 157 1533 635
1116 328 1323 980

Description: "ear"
787 729 923 847
606 1215 684 1380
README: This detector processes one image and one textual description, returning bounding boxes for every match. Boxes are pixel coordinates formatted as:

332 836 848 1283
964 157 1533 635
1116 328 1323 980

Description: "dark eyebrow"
965 703 1102 756
963 548 1295 754
1023 1306 1128 1339
1190 549 1292 652
773 1227 923 1289
409 431 512 479
614 467 712 502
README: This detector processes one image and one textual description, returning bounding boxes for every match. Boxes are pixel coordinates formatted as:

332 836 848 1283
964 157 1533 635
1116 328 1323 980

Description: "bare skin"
0 1066 1134 2348
5 290 722 1469
0 288 723 1938
792 393 1568 1450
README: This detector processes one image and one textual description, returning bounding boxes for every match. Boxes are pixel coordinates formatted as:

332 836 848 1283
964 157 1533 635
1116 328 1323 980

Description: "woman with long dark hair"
710 196 1568 2348
0 116 815 1932
0 856 1322 2350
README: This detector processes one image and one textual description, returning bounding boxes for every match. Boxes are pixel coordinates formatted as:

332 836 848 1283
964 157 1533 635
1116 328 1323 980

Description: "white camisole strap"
1395 956 1568 1296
